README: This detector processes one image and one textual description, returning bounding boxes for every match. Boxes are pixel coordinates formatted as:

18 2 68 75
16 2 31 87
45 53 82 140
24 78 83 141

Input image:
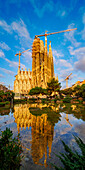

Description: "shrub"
5 101 10 105
0 128 22 170
51 136 85 170
0 97 2 102
42 98 47 103
0 102 5 107
63 96 72 103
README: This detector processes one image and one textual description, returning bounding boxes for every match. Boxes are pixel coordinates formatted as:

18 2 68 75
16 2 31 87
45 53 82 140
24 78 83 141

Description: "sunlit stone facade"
14 37 54 94
32 38 54 88
14 68 32 95
72 80 85 89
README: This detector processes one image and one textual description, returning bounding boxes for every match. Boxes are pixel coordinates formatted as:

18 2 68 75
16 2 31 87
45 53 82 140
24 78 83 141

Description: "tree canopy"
47 78 61 95
29 87 48 96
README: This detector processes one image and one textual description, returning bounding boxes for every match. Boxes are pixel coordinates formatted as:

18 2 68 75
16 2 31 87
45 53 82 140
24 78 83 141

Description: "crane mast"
15 49 31 69
65 114 72 127
65 73 72 88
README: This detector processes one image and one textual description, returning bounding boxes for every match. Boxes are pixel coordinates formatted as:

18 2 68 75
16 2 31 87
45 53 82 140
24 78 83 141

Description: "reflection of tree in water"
14 103 61 167
0 107 10 116
60 103 85 121
29 105 61 126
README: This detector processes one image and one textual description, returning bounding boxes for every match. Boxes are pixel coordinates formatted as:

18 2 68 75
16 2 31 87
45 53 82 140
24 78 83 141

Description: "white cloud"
22 50 32 63
0 42 11 51
0 82 5 85
74 57 85 72
57 10 66 17
53 56 58 66
68 46 85 72
0 67 15 75
0 74 4 78
4 58 26 69
69 46 85 58
80 13 85 40
0 20 12 33
60 68 73 79
0 50 5 58
61 11 66 16
64 23 80 47
53 49 63 58
0 19 32 47
83 12 85 24
59 59 72 68
11 19 31 40
29 0 53 18
0 50 26 69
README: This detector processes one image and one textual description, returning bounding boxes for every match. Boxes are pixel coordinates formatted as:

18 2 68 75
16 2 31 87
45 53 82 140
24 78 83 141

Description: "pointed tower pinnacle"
45 32 47 56
56 75 58 81
49 41 52 57
18 51 21 70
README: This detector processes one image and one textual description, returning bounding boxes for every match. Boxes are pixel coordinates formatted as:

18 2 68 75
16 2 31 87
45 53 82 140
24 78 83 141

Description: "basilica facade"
14 37 54 95
32 37 54 88
14 68 32 95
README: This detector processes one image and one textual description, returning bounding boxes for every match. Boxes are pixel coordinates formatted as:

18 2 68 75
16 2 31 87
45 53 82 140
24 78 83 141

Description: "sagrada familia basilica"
14 36 54 95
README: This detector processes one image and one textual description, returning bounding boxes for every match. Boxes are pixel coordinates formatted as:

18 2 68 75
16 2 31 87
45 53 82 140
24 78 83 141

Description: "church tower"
32 37 54 88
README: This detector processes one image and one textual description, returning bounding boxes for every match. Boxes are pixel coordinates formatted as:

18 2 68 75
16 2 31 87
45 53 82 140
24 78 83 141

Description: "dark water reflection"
0 103 85 169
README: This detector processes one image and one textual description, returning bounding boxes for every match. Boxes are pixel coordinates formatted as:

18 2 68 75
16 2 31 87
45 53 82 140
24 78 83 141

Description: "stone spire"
18 51 21 70
45 35 47 56
44 34 48 86
49 41 52 58
49 41 54 78
56 75 58 81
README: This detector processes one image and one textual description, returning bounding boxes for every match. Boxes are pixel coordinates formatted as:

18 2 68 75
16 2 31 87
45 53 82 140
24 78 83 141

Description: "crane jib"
35 28 77 38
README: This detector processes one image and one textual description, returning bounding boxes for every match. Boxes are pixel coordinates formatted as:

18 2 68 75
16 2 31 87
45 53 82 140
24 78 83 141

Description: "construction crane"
35 28 77 38
65 73 72 88
15 49 31 69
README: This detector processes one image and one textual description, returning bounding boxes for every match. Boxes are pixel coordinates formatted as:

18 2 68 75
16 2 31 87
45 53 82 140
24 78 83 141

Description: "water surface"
0 103 85 169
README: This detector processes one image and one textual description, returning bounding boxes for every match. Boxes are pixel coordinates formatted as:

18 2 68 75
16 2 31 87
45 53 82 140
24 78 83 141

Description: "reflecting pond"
0 103 85 169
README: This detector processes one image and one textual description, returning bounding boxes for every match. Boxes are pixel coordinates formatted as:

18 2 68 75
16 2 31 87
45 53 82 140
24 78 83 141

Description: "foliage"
0 128 22 170
29 87 48 96
47 78 61 95
42 98 48 103
28 98 37 103
79 84 85 100
0 102 5 107
63 96 72 103
14 98 27 104
61 88 72 96
52 136 85 170
61 84 85 100
29 106 61 125
0 90 15 102
0 101 10 107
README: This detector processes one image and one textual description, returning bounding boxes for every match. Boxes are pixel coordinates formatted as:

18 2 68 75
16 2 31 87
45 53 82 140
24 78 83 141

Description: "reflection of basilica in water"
14 104 59 166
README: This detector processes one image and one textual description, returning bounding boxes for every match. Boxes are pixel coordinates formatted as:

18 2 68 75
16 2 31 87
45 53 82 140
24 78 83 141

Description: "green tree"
0 90 15 102
61 88 73 96
0 128 22 169
80 84 85 100
47 78 61 97
73 84 85 99
29 87 42 95
29 87 48 96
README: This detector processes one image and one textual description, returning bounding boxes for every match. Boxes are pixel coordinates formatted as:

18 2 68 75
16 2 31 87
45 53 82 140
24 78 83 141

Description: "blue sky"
0 0 85 89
